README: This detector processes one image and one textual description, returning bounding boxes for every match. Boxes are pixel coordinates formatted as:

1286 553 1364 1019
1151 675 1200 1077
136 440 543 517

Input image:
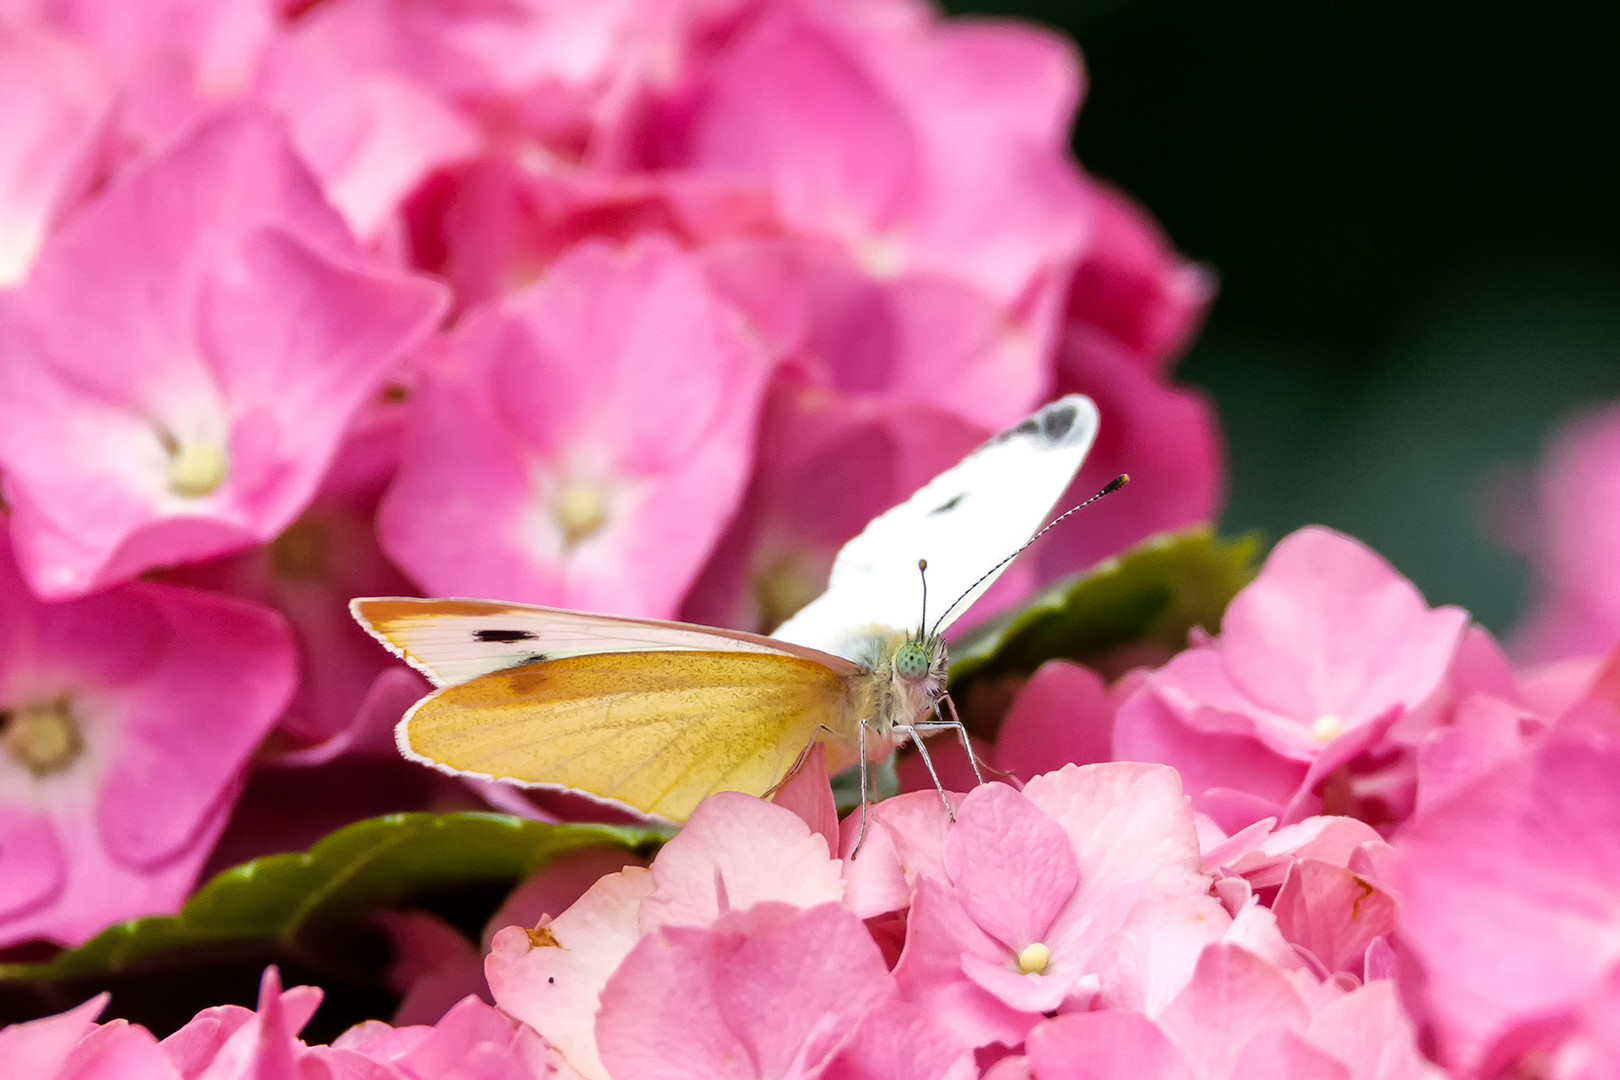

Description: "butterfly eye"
894 641 931 682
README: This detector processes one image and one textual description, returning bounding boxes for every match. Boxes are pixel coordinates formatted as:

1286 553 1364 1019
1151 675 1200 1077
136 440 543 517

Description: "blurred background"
951 0 1620 634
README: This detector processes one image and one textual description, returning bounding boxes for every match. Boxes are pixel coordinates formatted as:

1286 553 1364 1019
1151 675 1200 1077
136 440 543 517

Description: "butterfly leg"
912 693 989 787
851 718 872 858
895 723 957 824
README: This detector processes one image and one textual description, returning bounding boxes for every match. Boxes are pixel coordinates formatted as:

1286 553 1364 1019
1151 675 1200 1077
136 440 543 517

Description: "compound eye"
894 642 931 682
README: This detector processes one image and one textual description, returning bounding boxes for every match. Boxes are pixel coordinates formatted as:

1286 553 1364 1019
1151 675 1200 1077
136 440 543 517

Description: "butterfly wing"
351 597 856 688
773 394 1100 657
397 650 860 821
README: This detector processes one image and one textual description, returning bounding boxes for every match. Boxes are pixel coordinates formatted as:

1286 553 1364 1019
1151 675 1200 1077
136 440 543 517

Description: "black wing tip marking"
996 398 1082 447
474 629 539 643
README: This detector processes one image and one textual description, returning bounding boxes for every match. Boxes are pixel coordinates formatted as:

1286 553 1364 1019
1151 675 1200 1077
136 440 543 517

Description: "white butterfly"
352 394 1105 844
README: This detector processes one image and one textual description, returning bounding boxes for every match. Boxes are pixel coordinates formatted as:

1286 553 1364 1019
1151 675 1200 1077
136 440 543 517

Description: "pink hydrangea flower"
1396 721 1620 1075
1516 402 1620 662
0 107 446 600
1023 949 1440 1080
378 234 770 616
596 901 901 1080
1114 526 1470 831
487 793 843 1080
842 765 1218 1051
0 532 296 946
0 967 555 1079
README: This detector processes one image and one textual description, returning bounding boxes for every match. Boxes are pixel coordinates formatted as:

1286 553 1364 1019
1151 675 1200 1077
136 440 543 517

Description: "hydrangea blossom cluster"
11 520 1620 1076
0 0 1216 945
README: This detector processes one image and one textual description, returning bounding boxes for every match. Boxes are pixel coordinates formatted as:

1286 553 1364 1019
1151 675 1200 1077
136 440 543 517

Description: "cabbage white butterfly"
353 395 1109 844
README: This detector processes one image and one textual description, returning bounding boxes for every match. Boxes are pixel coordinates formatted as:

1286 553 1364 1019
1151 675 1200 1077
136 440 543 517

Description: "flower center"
1017 942 1051 976
1 700 83 776
167 439 229 498
553 484 608 548
271 519 329 580
1310 714 1344 743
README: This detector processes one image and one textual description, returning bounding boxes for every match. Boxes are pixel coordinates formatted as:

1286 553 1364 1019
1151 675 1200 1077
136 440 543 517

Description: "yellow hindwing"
399 650 858 821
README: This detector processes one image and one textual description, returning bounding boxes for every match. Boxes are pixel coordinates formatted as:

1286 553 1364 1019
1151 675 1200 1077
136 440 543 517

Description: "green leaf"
0 813 663 1034
948 527 1259 698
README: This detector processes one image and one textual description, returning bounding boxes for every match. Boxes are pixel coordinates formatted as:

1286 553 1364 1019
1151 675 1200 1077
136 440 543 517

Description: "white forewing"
350 597 856 688
773 395 1099 659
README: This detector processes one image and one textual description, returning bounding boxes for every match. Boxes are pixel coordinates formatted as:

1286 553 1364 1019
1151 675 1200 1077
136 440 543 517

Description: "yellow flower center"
168 440 229 498
2 700 83 776
553 484 608 548
1310 714 1344 743
1017 942 1051 976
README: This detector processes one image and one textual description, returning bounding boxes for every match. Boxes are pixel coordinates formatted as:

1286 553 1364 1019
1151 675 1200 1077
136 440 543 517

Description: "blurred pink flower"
1396 720 1620 1076
681 383 987 633
378 235 769 616
1516 402 1620 662
0 107 446 601
256 16 481 244
0 21 109 287
1114 526 1470 832
167 409 425 749
0 532 296 947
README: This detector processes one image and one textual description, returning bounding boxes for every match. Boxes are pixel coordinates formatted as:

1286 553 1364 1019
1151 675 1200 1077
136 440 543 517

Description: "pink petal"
1219 527 1469 731
0 994 107 1078
597 903 895 1080
994 661 1116 782
821 1001 977 1080
1272 860 1398 977
770 742 840 858
55 1019 179 1080
1113 686 1306 833
685 8 921 250
1020 763 1203 903
944 783 1078 948
0 809 65 919
1395 736 1620 1072
0 107 445 599
642 793 844 929
0 23 109 287
839 790 955 919
1304 981 1445 1080
486 867 654 1080
1024 1010 1195 1080
93 587 297 868
378 236 768 617
1156 944 1311 1080
1230 1028 1352 1080
892 878 1038 1050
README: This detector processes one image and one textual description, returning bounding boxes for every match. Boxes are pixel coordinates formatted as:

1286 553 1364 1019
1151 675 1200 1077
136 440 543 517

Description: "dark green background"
949 0 1620 634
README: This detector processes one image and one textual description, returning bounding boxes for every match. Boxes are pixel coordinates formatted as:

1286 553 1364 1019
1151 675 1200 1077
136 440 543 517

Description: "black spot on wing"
515 652 549 667
929 493 966 516
474 629 538 643
995 400 1079 445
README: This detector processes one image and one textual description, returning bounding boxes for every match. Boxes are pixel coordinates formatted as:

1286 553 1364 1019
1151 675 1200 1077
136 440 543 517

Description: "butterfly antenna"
930 474 1130 636
917 558 929 639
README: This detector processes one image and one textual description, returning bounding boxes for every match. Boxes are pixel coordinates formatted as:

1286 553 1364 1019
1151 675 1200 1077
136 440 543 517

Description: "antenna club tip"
918 558 928 570
1106 474 1130 493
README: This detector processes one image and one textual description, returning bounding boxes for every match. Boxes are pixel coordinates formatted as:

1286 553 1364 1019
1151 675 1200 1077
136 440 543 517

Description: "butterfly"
352 394 1111 841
